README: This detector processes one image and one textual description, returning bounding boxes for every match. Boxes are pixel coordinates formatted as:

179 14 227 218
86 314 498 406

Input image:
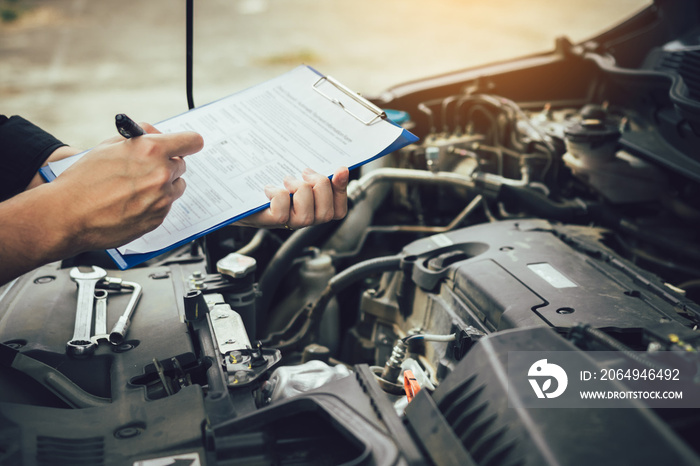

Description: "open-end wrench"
67 266 107 358
91 289 109 344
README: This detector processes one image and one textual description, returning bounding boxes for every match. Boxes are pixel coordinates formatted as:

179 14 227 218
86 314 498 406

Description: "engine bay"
2 1 700 465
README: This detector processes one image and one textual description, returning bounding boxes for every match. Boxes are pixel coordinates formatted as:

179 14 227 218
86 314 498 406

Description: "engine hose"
308 254 403 338
256 221 339 333
617 219 700 264
267 254 403 352
497 184 589 223
498 186 700 264
570 324 665 370
328 254 402 295
582 202 700 264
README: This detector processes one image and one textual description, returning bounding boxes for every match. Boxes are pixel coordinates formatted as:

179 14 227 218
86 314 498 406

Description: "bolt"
189 271 207 290
33 276 55 284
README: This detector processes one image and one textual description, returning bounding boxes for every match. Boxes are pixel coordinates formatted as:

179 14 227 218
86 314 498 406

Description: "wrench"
67 266 107 358
108 280 142 345
91 289 109 344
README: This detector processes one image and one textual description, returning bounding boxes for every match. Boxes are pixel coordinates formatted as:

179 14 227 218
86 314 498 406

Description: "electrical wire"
234 229 270 256
185 0 195 110
264 254 403 352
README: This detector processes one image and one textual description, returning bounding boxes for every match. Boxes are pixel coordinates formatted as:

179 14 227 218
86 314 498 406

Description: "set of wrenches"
66 266 142 358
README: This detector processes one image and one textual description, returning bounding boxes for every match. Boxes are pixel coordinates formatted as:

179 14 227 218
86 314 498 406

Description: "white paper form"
48 66 403 255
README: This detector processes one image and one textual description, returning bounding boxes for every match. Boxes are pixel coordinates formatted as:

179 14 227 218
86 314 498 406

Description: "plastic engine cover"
401 219 700 337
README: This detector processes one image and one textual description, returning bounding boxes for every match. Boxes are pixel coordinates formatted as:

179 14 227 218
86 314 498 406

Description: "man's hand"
0 124 203 285
235 166 350 229
50 124 204 250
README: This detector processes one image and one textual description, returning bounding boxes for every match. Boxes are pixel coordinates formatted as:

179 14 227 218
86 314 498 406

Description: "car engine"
1 1 700 465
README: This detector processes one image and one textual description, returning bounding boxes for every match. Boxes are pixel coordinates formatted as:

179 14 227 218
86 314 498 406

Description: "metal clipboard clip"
313 75 387 125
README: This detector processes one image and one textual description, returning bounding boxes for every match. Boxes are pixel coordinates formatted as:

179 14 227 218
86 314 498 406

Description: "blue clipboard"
40 66 419 270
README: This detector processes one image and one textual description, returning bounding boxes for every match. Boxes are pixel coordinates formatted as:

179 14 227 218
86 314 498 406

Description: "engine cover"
401 219 700 340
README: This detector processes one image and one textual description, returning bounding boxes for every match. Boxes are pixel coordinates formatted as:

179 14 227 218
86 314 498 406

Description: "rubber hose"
256 221 338 330
329 254 403 293
309 254 403 325
498 184 588 223
266 254 403 351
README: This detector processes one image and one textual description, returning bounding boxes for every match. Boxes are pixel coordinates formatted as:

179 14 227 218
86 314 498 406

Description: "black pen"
115 113 147 139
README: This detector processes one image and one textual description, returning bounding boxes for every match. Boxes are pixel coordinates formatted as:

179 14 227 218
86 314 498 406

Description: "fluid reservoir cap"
305 253 333 271
425 146 439 160
564 119 620 145
579 104 607 120
217 253 257 279
384 109 411 125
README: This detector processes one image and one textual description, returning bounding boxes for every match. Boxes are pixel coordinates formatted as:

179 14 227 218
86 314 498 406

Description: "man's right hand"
51 124 204 251
0 124 203 285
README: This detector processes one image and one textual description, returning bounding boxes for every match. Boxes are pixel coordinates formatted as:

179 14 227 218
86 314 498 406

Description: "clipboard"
312 74 387 126
40 66 419 270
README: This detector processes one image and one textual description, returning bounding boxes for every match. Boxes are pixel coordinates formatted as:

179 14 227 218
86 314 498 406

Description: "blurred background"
1 0 648 149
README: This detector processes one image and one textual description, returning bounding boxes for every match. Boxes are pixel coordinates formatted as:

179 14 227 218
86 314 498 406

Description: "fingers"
170 156 187 183
121 127 201 194
301 168 334 224
132 124 199 189
265 167 349 229
171 177 187 201
235 167 349 230
140 122 161 135
100 122 203 161
98 122 162 146
235 185 290 228
297 167 349 223
263 185 292 226
160 131 205 158
331 167 349 220
117 132 197 202
284 175 315 228
128 131 204 160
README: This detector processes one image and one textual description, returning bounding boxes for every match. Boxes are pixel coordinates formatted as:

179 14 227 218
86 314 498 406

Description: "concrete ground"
1 0 647 149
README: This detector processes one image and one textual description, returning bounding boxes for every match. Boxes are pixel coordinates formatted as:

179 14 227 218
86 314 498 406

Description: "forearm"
0 183 79 285
0 128 204 285
0 145 84 285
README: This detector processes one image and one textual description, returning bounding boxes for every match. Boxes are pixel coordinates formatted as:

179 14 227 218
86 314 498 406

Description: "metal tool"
67 266 107 358
107 279 142 345
91 289 109 344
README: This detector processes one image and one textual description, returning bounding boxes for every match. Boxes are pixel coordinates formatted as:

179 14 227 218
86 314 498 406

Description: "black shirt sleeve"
0 115 66 202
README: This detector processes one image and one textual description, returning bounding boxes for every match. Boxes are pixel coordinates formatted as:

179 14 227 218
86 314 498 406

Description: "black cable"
256 222 338 331
186 0 195 110
306 254 403 335
497 184 589 223
264 254 403 352
326 254 402 295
